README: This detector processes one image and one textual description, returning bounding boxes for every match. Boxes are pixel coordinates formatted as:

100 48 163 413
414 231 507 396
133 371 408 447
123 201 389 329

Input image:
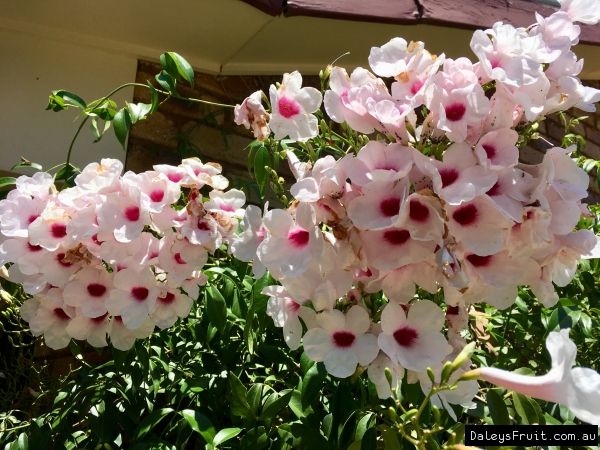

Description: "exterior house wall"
0 28 136 176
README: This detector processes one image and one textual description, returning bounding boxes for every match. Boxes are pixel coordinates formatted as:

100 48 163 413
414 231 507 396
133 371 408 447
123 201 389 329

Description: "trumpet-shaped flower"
378 300 448 372
258 203 323 277
269 71 322 142
105 268 158 330
347 180 408 230
66 313 110 347
303 306 379 378
234 90 271 141
473 329 600 425
150 287 193 329
62 266 113 318
345 141 413 187
108 315 155 351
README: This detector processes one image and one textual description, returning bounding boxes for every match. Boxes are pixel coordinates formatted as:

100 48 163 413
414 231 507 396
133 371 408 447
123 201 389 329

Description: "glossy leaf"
0 177 17 188
113 107 132 150
229 372 255 419
206 286 227 333
180 410 216 444
254 146 270 197
258 390 293 421
11 162 43 171
301 362 327 409
132 408 174 440
486 389 511 425
212 427 242 447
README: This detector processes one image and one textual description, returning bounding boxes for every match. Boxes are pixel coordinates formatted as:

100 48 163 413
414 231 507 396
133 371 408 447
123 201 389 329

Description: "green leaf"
213 428 242 447
167 52 195 89
180 410 216 444
258 390 293 421
46 90 86 110
254 146 270 197
11 162 43 171
113 108 132 150
360 427 377 450
0 177 16 188
206 286 227 333
378 425 401 450
547 307 580 332
512 393 540 425
155 70 178 94
128 102 152 123
301 362 327 409
229 372 255 419
132 408 174 440
486 389 511 425
18 432 28 450
148 82 159 114
355 413 375 441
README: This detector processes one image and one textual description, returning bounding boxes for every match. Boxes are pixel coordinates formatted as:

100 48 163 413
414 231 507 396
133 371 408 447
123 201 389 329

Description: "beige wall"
0 28 137 175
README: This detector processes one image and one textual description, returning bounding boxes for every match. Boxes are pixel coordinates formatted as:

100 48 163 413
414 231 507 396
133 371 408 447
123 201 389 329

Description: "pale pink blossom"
344 141 413 187
234 90 271 141
203 189 246 219
39 249 86 288
230 205 265 263
62 266 113 318
379 259 440 303
74 159 123 194
290 155 349 203
347 180 408 230
263 285 317 350
180 158 228 190
0 194 45 238
368 352 405 399
474 128 519 170
158 234 207 282
153 164 187 184
0 238 47 275
151 287 193 329
15 172 54 199
446 196 513 256
413 143 497 206
258 203 323 277
303 306 379 378
108 315 155 351
558 0 600 24
66 313 110 347
378 300 448 372
105 268 158 330
396 193 444 244
29 208 75 251
269 71 322 142
26 290 75 350
473 329 600 425
97 193 150 243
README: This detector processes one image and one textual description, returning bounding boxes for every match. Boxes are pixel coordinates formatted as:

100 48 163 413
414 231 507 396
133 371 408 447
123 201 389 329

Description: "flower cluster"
1 158 245 350
232 0 600 414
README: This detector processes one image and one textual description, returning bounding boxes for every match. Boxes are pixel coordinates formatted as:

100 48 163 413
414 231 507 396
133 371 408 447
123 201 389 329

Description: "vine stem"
64 81 235 168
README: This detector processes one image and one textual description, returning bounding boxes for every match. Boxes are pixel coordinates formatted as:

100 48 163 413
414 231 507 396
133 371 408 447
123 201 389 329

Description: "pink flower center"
220 204 235 213
92 234 101 245
487 182 501 197
482 144 496 159
56 253 71 267
149 190 165 202
278 96 301 119
452 204 478 226
91 313 108 324
87 283 107 297
409 199 429 222
393 326 418 348
288 229 310 248
159 292 176 304
445 103 466 122
466 254 493 267
124 206 140 222
131 287 149 301
257 227 265 242
439 168 459 188
410 79 424 95
383 229 410 246
380 198 401 217
150 252 159 259
490 58 502 69
174 253 186 265
287 297 300 313
197 220 211 231
333 331 355 348
28 214 39 224
114 315 123 324
51 223 67 239
446 305 459 315
27 243 43 252
167 173 183 183
53 308 70 321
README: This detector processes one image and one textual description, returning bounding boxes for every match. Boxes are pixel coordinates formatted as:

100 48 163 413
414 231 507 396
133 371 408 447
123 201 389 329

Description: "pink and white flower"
258 203 323 277
234 90 271 141
105 268 158 330
269 71 322 142
263 285 317 350
345 141 413 187
303 306 379 378
66 313 110 348
347 180 408 230
62 266 113 318
378 300 448 372
108 315 155 351
151 287 193 329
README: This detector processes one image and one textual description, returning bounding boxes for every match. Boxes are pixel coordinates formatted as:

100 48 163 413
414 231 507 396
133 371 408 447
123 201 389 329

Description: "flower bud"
440 361 453 385
450 342 476 372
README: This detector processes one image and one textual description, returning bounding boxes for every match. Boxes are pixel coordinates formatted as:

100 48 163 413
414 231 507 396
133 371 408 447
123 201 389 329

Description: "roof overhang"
1 0 599 78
